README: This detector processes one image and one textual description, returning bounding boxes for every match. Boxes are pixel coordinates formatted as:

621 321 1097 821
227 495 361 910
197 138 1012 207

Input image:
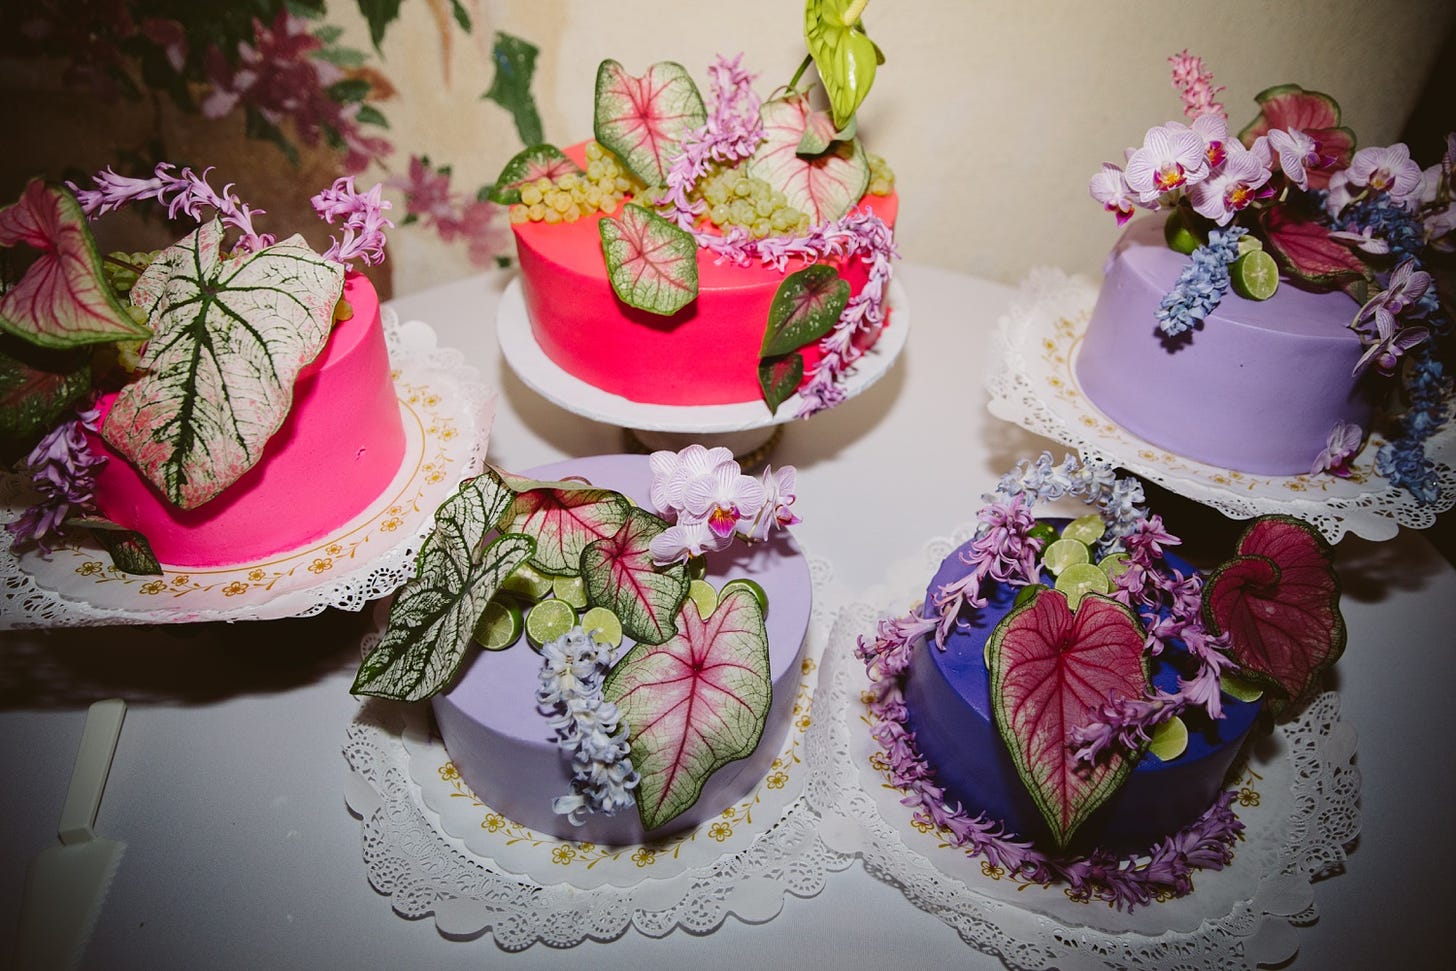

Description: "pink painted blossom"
1124 125 1208 203
1188 141 1271 224
1311 420 1363 477
1347 143 1423 201
384 156 510 268
1088 163 1138 225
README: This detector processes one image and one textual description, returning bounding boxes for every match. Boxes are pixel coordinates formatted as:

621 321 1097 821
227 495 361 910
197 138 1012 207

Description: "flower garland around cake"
1 162 393 574
856 453 1345 909
1089 52 1454 499
353 445 801 831
489 0 897 416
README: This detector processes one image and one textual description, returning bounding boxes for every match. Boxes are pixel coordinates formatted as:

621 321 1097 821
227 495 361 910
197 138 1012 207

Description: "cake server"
14 698 127 971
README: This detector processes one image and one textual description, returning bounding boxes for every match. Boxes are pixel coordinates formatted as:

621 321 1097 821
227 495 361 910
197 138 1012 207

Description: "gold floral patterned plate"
0 315 495 628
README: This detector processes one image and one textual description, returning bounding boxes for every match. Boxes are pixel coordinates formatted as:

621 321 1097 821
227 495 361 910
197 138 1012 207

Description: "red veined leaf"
593 59 706 187
0 180 150 350
987 589 1149 850
504 485 631 577
748 93 869 224
598 203 698 315
603 586 772 830
581 507 690 646
761 263 849 358
1203 515 1345 704
757 353 805 416
1237 84 1354 189
488 144 582 204
0 342 91 443
1259 206 1367 290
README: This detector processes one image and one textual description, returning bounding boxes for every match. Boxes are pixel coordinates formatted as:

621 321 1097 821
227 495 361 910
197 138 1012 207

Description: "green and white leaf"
599 203 699 315
488 144 580 205
581 507 690 646
594 59 706 186
748 94 868 224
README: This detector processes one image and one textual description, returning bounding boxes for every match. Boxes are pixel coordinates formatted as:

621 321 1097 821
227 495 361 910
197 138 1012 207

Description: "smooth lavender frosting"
432 454 812 846
904 532 1260 854
1075 218 1378 474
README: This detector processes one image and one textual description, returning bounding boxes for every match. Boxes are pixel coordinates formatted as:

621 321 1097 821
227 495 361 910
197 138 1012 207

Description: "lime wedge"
525 598 577 650
1220 672 1265 703
551 574 588 609
1163 211 1201 255
1236 235 1264 257
687 578 719 620
1148 715 1189 762
1097 552 1131 581
501 562 554 601
1027 521 1058 547
1042 538 1091 577
719 577 769 611
472 598 523 651
581 606 623 649
1013 583 1048 608
1055 562 1111 608
1061 514 1106 547
1230 249 1280 301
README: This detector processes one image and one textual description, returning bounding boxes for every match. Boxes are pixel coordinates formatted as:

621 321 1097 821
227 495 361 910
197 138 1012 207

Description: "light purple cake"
432 454 813 845
1075 218 1379 474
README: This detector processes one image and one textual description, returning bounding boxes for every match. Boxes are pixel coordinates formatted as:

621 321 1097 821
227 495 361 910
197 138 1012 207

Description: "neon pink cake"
512 142 899 407
86 273 405 567
1075 219 1376 474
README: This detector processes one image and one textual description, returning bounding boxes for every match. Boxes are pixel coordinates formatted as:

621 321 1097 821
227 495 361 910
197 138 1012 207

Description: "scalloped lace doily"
0 311 494 628
986 268 1456 543
341 555 859 948
804 531 1362 970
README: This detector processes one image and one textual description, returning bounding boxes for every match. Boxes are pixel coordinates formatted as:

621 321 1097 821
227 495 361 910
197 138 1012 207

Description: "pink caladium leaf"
0 343 91 442
987 589 1150 850
748 93 869 224
101 220 342 509
581 507 690 646
504 485 631 577
1237 84 1354 189
1259 206 1367 290
757 353 805 416
598 203 699 315
0 180 150 350
488 144 582 204
593 59 706 187
762 264 849 357
1203 515 1345 705
603 586 772 830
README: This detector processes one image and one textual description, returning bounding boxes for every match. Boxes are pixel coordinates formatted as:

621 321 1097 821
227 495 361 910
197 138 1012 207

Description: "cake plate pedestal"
496 277 910 465
987 269 1456 544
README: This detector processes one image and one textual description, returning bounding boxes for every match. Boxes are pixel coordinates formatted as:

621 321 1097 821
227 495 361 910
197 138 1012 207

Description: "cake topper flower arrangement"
1089 53 1453 496
490 0 896 415
353 445 799 830
1 164 392 572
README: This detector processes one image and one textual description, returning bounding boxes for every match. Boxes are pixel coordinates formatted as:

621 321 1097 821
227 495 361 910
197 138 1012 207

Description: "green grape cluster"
695 164 810 238
508 142 645 225
101 251 156 328
867 153 895 196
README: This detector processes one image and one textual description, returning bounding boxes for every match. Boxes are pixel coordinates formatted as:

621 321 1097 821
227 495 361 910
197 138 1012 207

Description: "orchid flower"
649 518 726 565
1347 143 1423 201
743 464 800 541
1353 258 1433 337
1351 298 1431 378
1323 168 1357 217
648 444 735 514
682 463 767 539
1189 141 1271 225
1311 421 1364 477
1124 124 1209 203
1088 163 1138 225
1264 128 1321 191
1189 113 1229 169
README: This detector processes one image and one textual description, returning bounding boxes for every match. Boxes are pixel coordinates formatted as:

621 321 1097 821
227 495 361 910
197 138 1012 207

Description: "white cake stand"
496 276 910 463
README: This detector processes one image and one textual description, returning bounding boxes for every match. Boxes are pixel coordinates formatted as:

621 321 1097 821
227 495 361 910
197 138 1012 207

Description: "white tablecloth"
3 263 1453 968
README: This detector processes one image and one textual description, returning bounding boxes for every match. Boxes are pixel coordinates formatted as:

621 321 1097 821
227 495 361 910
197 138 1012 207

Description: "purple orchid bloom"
1347 143 1423 202
1124 124 1209 203
1189 141 1271 225
1088 163 1138 224
1311 420 1364 477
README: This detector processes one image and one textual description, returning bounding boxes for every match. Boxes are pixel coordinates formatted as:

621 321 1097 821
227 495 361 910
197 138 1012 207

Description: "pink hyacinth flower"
1189 141 1271 225
1347 144 1423 201
1124 125 1209 203
1089 163 1139 224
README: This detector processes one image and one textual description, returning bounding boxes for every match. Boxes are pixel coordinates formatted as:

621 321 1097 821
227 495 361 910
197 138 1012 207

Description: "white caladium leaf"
599 203 699 315
748 93 868 224
594 59 706 187
101 220 343 509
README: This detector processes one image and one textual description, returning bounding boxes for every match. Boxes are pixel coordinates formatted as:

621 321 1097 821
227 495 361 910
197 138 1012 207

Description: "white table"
4 263 1454 968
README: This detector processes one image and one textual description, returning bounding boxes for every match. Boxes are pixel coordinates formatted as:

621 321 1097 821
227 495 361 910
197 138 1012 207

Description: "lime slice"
1013 582 1048 608
1055 562 1111 608
1230 250 1279 301
719 577 769 611
1097 552 1131 581
581 606 623 649
1027 521 1058 547
472 598 523 651
1163 211 1201 255
1061 514 1106 547
1220 672 1265 703
551 574 588 609
525 598 577 650
687 578 719 620
501 562 554 601
1236 234 1264 257
1042 538 1091 577
1148 715 1189 762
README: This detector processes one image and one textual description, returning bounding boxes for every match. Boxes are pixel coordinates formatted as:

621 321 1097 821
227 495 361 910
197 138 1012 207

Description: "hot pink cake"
513 143 899 407
86 273 405 567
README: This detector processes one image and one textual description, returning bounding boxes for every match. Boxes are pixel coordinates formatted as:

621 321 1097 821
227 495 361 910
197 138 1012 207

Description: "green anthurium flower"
805 0 880 129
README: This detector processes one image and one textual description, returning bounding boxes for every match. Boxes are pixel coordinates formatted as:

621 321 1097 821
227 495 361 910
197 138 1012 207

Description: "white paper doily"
0 312 494 628
806 531 1362 970
497 276 910 434
986 268 1456 544
341 556 858 947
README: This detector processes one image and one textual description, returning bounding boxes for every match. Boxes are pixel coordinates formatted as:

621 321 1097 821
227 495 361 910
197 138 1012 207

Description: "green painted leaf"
356 0 403 52
599 203 699 315
353 470 535 702
797 111 855 156
762 264 849 357
594 59 706 187
603 587 772 830
101 220 342 510
504 486 631 577
485 32 544 146
69 517 162 576
0 342 91 442
488 144 581 205
449 0 472 31
581 507 689 646
748 93 868 224
805 0 881 129
758 353 805 415
0 181 151 350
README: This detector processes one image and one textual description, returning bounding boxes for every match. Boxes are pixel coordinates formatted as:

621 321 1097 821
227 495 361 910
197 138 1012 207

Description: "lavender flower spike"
68 163 275 253
312 176 394 268
6 403 108 554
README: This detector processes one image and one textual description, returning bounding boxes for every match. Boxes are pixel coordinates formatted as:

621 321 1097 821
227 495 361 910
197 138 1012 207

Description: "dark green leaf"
71 518 162 576
758 353 805 415
485 32 544 146
761 264 848 357
326 78 372 105
449 0 472 31
355 0 403 52
314 46 368 68
355 104 389 128
0 342 91 442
